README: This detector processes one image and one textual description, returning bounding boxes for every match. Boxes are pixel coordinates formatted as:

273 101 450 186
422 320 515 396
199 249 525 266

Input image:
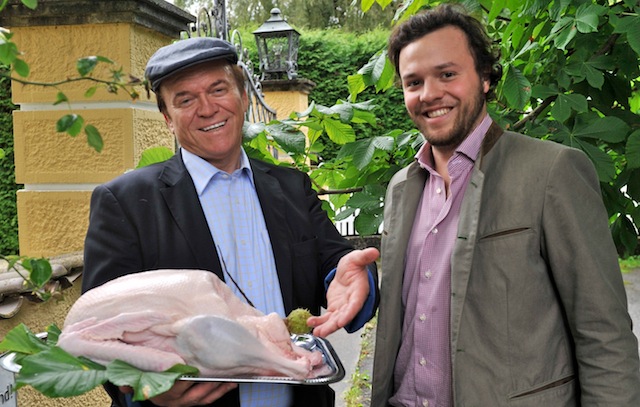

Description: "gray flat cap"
145 37 238 92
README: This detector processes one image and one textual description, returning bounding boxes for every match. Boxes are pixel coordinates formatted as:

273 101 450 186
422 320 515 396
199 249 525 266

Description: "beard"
416 86 486 149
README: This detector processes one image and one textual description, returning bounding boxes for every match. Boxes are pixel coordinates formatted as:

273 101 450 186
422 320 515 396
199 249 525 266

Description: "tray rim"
0 333 345 386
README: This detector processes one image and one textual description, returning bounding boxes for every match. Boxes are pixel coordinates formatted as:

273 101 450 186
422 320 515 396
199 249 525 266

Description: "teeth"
427 108 450 118
202 121 226 131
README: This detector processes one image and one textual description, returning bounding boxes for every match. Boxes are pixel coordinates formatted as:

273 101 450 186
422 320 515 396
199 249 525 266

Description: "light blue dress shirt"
182 148 292 407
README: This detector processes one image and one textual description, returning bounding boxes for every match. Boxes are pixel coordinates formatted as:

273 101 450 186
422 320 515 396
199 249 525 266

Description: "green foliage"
0 324 199 401
345 0 640 256
2 255 56 301
0 69 19 254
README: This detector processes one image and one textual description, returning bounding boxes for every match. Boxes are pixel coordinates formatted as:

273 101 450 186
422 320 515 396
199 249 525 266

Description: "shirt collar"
415 113 493 171
181 148 254 196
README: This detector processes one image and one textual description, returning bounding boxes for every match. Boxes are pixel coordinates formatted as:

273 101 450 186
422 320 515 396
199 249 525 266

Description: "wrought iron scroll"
188 5 276 124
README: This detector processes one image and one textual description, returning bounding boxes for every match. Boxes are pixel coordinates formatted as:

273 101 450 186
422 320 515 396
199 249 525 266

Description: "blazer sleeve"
541 147 640 405
83 183 146 292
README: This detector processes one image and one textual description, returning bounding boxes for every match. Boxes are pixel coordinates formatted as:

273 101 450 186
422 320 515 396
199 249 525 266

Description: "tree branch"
513 95 556 131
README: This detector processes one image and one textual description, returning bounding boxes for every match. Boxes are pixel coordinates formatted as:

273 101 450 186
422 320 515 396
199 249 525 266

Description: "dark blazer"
83 151 377 407
372 125 640 406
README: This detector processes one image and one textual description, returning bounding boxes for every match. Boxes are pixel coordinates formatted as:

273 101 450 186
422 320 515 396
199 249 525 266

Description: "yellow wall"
10 23 174 257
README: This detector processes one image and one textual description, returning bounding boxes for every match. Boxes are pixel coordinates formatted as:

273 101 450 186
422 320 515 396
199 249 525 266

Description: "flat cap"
145 37 238 92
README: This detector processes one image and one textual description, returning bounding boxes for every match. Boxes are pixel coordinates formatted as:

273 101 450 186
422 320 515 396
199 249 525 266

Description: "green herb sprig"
0 324 198 401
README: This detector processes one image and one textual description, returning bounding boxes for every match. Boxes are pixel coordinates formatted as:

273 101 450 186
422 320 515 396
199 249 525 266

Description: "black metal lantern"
253 8 300 80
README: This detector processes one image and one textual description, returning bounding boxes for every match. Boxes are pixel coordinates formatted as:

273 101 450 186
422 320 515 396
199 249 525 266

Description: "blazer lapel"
450 123 504 361
250 159 295 311
158 154 223 279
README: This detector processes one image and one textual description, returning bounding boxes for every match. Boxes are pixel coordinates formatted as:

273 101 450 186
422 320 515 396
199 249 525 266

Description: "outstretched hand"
308 247 379 337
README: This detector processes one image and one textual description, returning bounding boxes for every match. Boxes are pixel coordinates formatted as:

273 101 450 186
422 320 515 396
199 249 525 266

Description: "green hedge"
241 27 414 157
0 71 19 255
298 29 413 151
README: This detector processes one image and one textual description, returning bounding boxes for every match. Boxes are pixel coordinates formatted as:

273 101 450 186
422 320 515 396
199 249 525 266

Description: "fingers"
149 381 237 406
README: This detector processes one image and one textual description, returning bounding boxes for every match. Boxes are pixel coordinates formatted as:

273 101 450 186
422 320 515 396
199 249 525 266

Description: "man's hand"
120 381 237 406
308 247 379 337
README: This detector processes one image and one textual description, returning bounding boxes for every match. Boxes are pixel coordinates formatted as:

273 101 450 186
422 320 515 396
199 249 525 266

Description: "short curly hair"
388 3 502 100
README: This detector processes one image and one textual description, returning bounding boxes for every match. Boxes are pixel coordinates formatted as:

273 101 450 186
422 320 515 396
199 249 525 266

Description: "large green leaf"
574 140 616 183
137 146 174 168
573 116 629 143
611 215 638 257
551 94 588 122
0 324 49 354
626 129 640 170
574 3 605 33
502 65 531 109
266 122 306 154
85 124 103 153
107 361 198 402
17 347 107 397
323 117 355 145
550 16 577 50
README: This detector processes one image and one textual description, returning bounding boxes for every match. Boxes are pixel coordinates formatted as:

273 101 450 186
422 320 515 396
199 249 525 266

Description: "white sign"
0 360 17 407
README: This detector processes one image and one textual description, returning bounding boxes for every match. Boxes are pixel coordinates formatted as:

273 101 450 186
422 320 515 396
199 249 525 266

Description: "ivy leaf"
17 347 107 397
77 56 99 77
107 361 198 402
25 257 53 288
84 86 98 98
626 129 640 170
56 114 83 136
54 91 68 105
85 124 103 152
13 57 30 77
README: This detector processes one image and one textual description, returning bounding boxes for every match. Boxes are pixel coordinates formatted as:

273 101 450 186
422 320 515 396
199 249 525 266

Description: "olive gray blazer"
372 124 640 406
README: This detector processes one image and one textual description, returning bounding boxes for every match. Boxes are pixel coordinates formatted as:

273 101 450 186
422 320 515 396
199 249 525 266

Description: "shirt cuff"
324 266 377 333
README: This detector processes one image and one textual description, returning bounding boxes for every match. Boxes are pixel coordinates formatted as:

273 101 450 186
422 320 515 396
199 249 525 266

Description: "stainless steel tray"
0 334 345 386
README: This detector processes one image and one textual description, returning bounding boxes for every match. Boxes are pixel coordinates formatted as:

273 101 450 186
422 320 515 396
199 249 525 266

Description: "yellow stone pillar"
261 78 316 120
2 0 194 257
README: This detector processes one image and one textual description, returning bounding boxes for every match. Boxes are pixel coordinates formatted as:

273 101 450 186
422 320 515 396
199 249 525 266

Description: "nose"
420 79 443 103
197 95 219 117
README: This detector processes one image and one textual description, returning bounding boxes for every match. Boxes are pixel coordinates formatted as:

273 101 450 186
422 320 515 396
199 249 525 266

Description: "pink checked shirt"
389 115 492 407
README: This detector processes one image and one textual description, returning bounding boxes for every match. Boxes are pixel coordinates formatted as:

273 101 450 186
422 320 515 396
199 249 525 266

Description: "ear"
163 112 174 134
241 89 249 114
482 76 490 95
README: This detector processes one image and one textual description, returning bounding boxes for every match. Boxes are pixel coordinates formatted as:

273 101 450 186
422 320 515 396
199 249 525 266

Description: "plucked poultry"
58 269 326 379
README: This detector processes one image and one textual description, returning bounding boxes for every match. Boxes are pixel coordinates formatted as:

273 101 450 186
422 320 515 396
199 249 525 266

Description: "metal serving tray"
0 334 345 386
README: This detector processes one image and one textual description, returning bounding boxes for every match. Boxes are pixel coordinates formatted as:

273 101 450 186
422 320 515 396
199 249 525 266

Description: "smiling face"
160 61 248 173
399 25 490 153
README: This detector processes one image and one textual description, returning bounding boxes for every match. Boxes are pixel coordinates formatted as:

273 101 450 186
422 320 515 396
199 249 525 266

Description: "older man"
83 36 379 407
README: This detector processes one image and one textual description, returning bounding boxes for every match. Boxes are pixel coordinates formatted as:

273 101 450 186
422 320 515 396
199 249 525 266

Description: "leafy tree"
175 0 396 32
346 0 640 255
241 0 640 256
